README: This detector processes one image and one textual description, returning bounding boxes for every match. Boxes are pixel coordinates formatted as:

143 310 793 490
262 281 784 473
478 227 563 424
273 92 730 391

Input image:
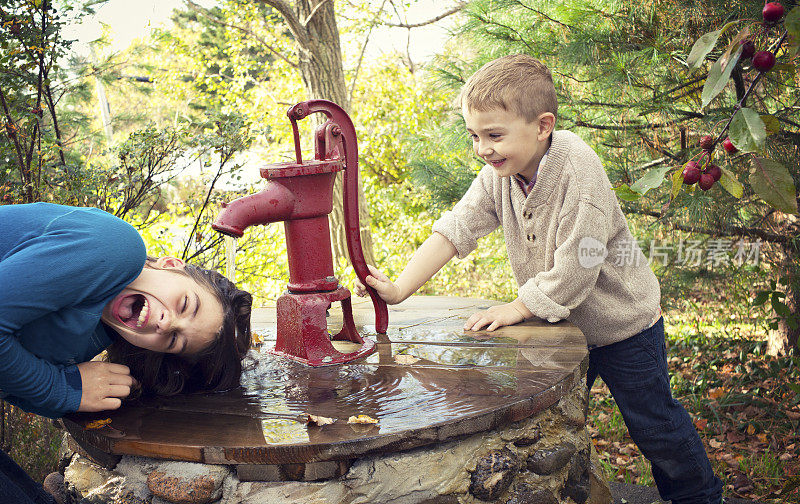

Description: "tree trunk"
263 0 377 268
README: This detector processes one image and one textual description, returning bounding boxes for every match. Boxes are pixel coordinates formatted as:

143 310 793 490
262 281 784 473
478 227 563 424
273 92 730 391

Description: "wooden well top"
64 296 587 465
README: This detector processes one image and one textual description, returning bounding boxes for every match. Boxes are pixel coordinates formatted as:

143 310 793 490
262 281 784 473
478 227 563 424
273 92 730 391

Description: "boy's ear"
537 113 556 141
150 256 186 270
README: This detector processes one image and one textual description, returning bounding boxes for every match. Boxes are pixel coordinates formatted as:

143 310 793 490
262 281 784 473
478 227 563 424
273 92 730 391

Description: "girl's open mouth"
489 159 506 168
115 294 150 329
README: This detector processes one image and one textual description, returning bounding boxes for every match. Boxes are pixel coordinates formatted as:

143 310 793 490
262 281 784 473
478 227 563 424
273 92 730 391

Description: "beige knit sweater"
432 130 661 347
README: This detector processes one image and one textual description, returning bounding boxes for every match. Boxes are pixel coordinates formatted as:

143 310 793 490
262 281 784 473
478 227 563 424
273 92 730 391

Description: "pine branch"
637 208 790 244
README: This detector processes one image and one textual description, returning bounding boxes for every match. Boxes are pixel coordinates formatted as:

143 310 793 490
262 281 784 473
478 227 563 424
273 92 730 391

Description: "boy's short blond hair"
457 54 557 123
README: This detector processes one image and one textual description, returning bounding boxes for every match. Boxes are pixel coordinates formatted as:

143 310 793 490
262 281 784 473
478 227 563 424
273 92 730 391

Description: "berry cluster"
682 160 722 191
680 2 786 191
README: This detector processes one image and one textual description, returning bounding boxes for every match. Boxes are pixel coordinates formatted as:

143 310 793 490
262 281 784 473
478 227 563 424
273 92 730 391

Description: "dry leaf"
708 387 726 400
695 418 708 430
746 424 756 435
709 439 723 449
306 414 336 426
786 411 800 420
394 354 420 365
347 414 379 425
84 418 111 430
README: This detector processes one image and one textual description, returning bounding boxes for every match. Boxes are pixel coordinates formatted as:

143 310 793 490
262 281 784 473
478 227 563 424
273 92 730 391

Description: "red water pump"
212 100 388 366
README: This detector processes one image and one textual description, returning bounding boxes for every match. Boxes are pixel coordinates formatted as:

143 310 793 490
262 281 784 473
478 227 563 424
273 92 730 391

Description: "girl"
0 202 252 502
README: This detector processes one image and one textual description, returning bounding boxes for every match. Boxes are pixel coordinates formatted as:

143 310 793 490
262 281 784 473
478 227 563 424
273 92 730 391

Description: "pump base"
269 286 376 366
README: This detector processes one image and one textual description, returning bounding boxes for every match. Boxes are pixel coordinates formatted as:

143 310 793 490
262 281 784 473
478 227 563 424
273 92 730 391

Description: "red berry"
699 135 714 151
722 137 738 154
705 163 722 182
682 161 701 185
698 173 715 191
762 2 785 23
752 51 776 72
740 40 755 60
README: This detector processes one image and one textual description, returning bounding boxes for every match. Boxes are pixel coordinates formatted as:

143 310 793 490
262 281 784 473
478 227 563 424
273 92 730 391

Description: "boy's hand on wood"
77 361 137 412
464 300 532 332
354 265 403 304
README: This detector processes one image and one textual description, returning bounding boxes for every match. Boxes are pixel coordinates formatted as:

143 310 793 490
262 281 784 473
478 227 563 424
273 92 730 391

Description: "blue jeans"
587 317 723 504
0 449 56 504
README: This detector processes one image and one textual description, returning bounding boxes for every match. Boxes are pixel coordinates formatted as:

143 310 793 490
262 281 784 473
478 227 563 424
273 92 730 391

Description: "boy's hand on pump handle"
77 361 137 412
354 265 404 305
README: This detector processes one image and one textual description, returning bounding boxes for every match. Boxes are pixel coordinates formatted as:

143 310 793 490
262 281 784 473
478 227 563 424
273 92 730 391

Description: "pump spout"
212 182 296 237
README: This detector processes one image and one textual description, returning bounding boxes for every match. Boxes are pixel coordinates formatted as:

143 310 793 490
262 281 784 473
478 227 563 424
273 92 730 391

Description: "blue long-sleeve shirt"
0 203 146 418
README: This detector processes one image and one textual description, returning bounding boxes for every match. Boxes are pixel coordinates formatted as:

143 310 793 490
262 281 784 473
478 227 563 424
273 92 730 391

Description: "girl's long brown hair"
105 261 252 397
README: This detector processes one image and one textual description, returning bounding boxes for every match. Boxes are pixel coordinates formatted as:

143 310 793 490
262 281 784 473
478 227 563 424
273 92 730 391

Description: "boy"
360 55 724 504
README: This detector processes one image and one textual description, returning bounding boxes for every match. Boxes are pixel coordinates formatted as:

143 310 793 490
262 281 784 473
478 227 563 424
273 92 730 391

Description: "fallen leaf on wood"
348 414 379 425
84 418 111 430
394 354 420 365
306 414 336 426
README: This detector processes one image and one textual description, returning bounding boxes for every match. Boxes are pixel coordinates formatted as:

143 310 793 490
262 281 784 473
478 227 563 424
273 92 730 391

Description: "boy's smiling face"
463 106 554 182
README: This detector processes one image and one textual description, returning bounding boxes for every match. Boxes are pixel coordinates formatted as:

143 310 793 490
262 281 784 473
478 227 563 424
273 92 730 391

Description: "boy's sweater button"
523 211 531 218
527 234 536 242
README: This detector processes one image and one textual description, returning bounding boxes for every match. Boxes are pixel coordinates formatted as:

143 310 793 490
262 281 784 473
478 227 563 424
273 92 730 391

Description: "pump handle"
286 100 389 334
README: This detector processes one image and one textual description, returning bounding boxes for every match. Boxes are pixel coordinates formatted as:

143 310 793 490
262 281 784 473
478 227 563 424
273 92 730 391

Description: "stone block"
469 448 519 501
64 456 122 502
561 449 589 503
506 483 558 504
233 480 347 504
526 442 576 475
146 462 230 504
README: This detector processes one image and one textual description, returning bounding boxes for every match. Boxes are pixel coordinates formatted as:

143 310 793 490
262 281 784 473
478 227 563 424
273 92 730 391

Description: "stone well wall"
61 376 611 504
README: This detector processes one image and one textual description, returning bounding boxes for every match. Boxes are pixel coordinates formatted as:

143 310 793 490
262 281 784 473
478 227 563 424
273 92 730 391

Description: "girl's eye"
181 295 188 313
489 133 501 139
168 332 177 350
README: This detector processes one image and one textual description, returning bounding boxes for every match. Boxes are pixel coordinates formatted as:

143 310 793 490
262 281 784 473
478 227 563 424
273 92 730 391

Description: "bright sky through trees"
63 0 452 61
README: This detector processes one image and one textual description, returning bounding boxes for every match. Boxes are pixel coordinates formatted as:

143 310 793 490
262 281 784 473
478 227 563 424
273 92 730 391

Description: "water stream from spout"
225 235 237 282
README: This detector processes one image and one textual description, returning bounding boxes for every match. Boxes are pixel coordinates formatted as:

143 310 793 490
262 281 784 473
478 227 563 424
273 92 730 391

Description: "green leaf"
772 294 791 317
749 157 799 214
753 291 770 306
671 169 684 200
701 47 743 108
718 167 743 198
687 22 738 70
760 115 781 135
786 7 800 40
730 108 767 153
612 184 642 201
630 166 671 195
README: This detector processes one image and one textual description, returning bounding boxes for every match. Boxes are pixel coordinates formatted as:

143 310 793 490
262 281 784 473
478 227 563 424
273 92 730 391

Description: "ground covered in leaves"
589 307 800 503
